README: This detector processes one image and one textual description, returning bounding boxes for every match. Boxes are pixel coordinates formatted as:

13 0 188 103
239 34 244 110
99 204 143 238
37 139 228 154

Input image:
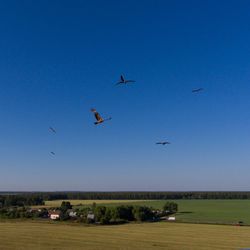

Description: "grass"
0 220 250 249
175 200 250 225
42 199 149 207
104 200 250 225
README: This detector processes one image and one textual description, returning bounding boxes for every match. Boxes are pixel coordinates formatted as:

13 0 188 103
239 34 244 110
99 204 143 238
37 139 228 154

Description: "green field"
42 199 250 225
44 199 148 207
0 220 250 249
112 200 250 225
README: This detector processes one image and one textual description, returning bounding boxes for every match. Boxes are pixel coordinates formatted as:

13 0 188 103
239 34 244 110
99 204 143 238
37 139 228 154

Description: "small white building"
87 213 95 220
69 211 77 218
167 216 176 221
49 211 61 220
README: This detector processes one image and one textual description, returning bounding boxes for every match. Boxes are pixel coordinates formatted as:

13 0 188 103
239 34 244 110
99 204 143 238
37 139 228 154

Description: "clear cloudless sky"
0 0 250 191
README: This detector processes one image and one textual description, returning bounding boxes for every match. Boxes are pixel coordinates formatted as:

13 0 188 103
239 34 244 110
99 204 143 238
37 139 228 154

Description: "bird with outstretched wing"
156 141 171 145
192 88 204 93
91 108 111 125
116 75 135 85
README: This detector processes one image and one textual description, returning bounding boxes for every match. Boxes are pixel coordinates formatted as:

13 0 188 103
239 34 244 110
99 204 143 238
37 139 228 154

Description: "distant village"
0 200 178 224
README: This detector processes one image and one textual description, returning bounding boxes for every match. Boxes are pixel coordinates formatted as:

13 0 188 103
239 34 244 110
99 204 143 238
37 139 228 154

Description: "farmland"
3 199 250 249
44 199 148 207
117 199 250 225
0 220 250 249
40 199 250 225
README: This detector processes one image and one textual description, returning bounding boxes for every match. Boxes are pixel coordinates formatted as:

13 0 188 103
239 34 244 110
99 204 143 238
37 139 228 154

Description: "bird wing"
91 108 103 122
49 127 56 133
120 75 125 82
192 88 203 92
156 141 170 145
104 117 112 121
94 111 103 122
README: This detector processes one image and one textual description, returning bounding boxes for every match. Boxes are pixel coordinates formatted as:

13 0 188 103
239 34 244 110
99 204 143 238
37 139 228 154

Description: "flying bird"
49 127 56 133
116 75 135 85
91 108 112 125
156 141 171 145
50 151 55 155
192 88 204 93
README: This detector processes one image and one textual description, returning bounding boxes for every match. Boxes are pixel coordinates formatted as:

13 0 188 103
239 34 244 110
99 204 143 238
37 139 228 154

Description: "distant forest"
1 192 250 207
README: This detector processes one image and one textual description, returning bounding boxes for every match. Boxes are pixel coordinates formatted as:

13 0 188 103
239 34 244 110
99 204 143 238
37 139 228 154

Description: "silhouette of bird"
192 88 204 93
49 127 56 133
91 108 111 125
50 151 55 155
156 141 171 145
116 75 135 85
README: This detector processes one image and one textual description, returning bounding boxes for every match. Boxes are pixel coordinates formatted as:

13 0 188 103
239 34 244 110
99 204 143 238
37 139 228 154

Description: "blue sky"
0 0 250 191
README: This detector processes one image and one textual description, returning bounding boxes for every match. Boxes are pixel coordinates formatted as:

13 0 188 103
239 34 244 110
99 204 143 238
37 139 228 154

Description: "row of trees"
0 195 44 207
34 192 250 200
2 190 250 208
91 205 154 224
75 202 178 224
0 207 48 219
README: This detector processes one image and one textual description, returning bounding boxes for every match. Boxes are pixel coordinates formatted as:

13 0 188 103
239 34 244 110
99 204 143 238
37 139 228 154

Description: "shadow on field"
178 211 193 214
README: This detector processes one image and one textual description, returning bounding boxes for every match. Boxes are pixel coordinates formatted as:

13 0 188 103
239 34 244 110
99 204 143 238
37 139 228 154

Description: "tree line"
0 194 44 207
2 191 250 208
32 191 250 200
